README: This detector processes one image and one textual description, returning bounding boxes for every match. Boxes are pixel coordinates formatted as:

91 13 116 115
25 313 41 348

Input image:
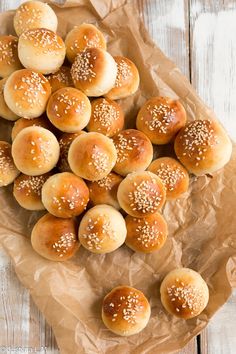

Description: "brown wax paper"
0 1 236 353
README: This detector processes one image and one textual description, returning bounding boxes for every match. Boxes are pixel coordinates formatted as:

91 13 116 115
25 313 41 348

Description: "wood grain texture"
0 0 235 353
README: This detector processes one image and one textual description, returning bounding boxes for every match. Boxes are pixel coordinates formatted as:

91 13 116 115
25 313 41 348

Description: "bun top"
14 1 58 36
0 35 22 78
47 66 73 93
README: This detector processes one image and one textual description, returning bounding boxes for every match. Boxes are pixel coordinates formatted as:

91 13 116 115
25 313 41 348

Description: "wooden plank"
190 1 236 353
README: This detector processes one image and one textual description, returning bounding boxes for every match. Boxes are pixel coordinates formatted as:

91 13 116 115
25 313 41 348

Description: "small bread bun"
47 87 91 133
78 204 126 253
87 97 124 137
47 66 73 93
11 115 54 141
31 213 79 262
117 171 166 217
41 172 89 218
65 24 106 63
58 131 86 172
13 172 52 210
125 213 168 253
12 126 59 176
14 1 58 36
160 268 209 319
0 141 19 187
68 132 117 181
105 56 140 100
102 286 151 336
0 35 22 78
148 157 189 200
174 119 232 176
71 48 117 97
0 78 19 121
136 97 187 145
87 172 123 210
4 69 51 119
18 28 66 75
112 129 153 176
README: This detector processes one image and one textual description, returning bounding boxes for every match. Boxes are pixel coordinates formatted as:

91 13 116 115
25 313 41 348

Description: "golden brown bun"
112 129 153 176
148 157 189 200
160 268 209 319
13 172 52 210
0 35 22 78
102 286 151 336
47 87 91 133
47 66 73 93
71 48 117 97
105 56 140 100
0 141 19 187
14 1 58 36
4 69 51 119
125 213 168 253
65 24 106 63
0 78 19 121
87 172 123 210
31 213 79 262
58 131 86 172
12 126 59 176
87 98 124 137
18 28 66 75
68 132 117 181
11 115 55 141
174 119 232 176
117 171 166 217
41 172 89 218
136 97 187 144
78 204 126 253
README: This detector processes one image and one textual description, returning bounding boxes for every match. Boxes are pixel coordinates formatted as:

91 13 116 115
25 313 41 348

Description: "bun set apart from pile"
0 0 232 337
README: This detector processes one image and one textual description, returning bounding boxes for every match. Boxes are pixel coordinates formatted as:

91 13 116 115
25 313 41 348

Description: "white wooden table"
0 1 236 353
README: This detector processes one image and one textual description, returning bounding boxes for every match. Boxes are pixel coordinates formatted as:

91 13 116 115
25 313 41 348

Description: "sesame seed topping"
0 144 16 184
71 50 96 82
16 4 42 29
48 68 72 86
16 175 48 197
115 59 132 87
144 103 176 133
21 29 63 53
113 132 139 163
89 146 109 175
52 91 85 117
135 219 162 248
92 99 119 132
52 232 77 257
96 174 113 190
0 37 17 65
154 162 185 191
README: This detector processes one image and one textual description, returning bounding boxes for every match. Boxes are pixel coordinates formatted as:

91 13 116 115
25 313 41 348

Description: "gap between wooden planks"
0 0 236 353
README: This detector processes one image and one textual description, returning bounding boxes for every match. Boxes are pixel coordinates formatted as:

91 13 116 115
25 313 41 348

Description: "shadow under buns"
87 172 123 210
148 157 189 199
78 204 126 254
117 171 166 217
87 97 124 137
160 268 209 319
102 285 151 336
68 132 117 181
31 213 79 262
18 28 66 75
174 119 232 176
65 24 106 63
58 131 86 172
0 35 23 78
13 1 58 36
105 56 140 100
0 141 20 187
46 87 91 133
12 126 60 176
71 47 117 97
0 78 19 121
11 115 55 141
112 129 153 176
41 172 89 218
4 69 51 119
125 212 168 253
13 172 53 211
136 96 187 145
47 66 74 93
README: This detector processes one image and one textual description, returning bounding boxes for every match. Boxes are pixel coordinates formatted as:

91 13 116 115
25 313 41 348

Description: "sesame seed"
113 131 138 163
92 99 119 132
144 103 176 133
154 162 185 192
0 37 18 65
135 218 162 248
16 175 48 197
115 59 132 87
71 50 96 82
52 232 76 256
21 29 63 54
96 174 113 190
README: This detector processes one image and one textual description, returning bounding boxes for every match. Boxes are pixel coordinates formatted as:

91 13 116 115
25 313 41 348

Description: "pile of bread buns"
0 0 232 337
